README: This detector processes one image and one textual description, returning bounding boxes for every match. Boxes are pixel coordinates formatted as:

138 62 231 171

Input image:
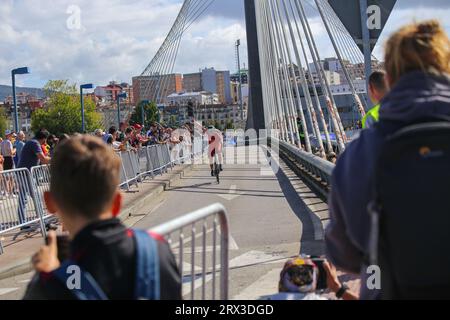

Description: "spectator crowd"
0 121 203 176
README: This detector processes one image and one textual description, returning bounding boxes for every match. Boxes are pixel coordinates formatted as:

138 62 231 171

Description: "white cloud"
0 0 184 87
1 0 449 89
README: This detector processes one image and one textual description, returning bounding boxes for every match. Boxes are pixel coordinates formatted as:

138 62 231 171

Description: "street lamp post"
117 92 127 128
80 83 94 133
235 40 244 121
11 67 30 132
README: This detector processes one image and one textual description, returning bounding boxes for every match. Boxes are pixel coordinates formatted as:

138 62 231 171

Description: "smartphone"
45 234 71 262
311 257 328 291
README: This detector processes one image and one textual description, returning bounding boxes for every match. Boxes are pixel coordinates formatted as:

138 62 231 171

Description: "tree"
225 120 235 130
31 80 102 136
169 115 180 128
0 107 8 138
130 101 160 127
214 120 222 131
43 80 78 96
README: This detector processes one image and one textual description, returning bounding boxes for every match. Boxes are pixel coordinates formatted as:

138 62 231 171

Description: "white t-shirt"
0 140 13 157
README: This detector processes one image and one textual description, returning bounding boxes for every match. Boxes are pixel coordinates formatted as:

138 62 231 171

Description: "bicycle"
213 152 220 184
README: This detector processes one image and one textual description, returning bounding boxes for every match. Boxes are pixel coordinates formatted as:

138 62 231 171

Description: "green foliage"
31 80 102 136
214 120 222 131
43 80 77 96
168 115 179 128
0 107 8 138
130 101 160 127
225 120 235 130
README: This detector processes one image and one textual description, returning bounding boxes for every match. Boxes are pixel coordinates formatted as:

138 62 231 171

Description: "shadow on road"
273 161 325 256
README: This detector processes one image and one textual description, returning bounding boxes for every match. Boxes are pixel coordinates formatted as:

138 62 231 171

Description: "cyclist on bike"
206 125 223 177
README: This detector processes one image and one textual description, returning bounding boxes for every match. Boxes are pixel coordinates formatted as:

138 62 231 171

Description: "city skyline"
1 0 449 89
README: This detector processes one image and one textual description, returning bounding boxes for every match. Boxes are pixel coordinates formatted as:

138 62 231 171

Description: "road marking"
229 234 239 250
217 185 241 201
18 279 31 284
229 250 288 269
181 250 290 297
171 227 239 251
180 262 202 274
182 274 214 298
177 246 220 254
232 269 281 300
0 288 19 296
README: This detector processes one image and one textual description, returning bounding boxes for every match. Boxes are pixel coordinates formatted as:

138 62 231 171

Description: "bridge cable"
270 0 312 152
286 0 333 154
281 0 327 156
294 0 347 151
314 0 367 120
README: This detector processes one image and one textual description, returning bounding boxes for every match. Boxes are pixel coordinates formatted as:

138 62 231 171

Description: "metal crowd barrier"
151 203 229 300
118 144 189 190
30 165 51 218
118 151 140 190
0 168 47 254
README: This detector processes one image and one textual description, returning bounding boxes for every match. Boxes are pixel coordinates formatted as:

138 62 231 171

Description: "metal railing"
151 203 229 300
118 144 179 190
271 137 335 197
30 165 52 219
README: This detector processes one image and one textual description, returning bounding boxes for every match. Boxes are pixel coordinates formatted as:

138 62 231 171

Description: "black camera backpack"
368 119 450 299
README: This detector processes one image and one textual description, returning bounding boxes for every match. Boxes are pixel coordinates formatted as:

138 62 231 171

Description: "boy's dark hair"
109 126 118 135
35 129 49 141
369 70 388 92
125 128 133 134
50 135 121 219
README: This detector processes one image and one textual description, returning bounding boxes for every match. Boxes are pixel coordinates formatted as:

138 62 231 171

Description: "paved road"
0 146 327 300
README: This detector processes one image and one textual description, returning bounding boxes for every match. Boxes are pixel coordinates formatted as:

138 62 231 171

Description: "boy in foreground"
24 136 181 300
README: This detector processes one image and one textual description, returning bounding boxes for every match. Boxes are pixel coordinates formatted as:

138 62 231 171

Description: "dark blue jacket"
325 71 450 300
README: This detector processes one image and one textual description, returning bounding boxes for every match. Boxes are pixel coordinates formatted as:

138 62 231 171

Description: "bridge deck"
133 146 329 299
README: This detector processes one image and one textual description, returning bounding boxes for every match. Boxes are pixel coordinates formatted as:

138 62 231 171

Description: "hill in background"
0 85 45 101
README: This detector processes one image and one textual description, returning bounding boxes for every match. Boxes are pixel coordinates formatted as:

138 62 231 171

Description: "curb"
0 164 194 282
0 259 32 282
118 164 193 222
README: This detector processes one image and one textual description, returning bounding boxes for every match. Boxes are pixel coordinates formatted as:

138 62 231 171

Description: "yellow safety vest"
362 104 380 129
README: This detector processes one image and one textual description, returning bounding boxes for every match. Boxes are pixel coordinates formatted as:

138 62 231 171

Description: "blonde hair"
384 20 450 85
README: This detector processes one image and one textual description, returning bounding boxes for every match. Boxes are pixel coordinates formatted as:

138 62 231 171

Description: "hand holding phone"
45 233 71 263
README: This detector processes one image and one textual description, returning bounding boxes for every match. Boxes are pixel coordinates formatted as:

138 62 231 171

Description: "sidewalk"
0 163 192 281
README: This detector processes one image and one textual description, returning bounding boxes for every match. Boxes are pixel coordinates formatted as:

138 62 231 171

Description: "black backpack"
368 120 450 300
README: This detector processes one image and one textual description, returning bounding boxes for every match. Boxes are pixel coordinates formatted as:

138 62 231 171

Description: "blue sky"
1 0 449 88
